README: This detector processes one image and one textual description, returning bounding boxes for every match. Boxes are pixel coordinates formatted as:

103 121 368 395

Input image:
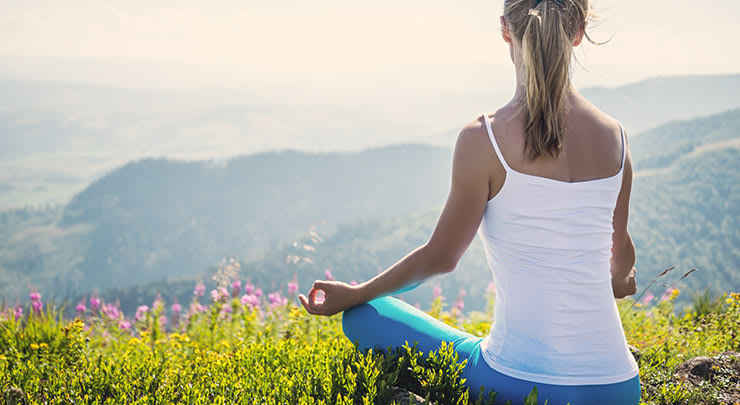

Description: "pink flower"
486 282 496 295
135 305 149 322
159 315 168 328
231 280 241 297
102 303 120 321
288 279 299 295
640 292 655 305
89 295 101 312
29 291 41 302
171 302 182 313
32 300 43 315
14 305 23 320
152 294 164 310
324 269 334 280
268 292 287 308
210 286 228 302
241 294 259 310
414 303 422 310
433 286 442 299
350 280 358 286
119 320 132 330
244 283 254 295
221 304 232 314
455 299 465 312
190 302 205 314
193 281 205 297
75 303 87 315
254 288 263 298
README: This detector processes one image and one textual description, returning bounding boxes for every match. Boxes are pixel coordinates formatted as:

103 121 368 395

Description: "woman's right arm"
611 128 637 299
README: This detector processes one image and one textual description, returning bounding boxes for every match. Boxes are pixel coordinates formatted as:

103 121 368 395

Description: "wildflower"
254 288 263 298
13 305 22 320
193 281 205 297
89 294 101 312
135 305 149 322
241 294 259 310
119 320 132 330
640 292 655 305
32 300 43 315
671 288 680 300
171 302 182 313
39 343 48 350
433 286 442 299
75 303 87 315
190 302 205 314
350 280 358 286
101 303 120 321
211 286 228 302
288 275 299 295
231 280 241 297
244 282 254 295
486 282 496 295
29 291 41 302
152 294 164 310
159 315 168 328
268 292 287 308
30 343 39 350
414 303 422 310
325 269 334 280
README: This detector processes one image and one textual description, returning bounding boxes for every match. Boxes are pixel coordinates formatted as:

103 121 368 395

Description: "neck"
510 69 578 107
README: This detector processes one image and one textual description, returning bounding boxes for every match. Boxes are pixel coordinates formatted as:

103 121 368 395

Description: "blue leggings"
341 296 641 405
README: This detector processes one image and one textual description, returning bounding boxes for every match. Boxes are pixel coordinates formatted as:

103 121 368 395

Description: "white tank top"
477 113 639 385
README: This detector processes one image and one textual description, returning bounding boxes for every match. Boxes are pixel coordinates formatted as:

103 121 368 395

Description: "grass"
1 281 738 404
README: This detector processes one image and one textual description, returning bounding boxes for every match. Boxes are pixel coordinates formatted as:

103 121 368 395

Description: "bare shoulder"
455 114 494 156
574 94 625 138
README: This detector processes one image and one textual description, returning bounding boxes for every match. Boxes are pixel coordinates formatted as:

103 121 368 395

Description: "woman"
299 0 641 403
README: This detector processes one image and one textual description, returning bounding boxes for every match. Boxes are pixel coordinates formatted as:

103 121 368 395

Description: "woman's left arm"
300 118 494 316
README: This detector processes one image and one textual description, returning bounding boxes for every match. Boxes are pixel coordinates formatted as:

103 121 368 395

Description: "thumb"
313 280 331 290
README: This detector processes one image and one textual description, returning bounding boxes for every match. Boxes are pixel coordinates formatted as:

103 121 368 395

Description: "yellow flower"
671 289 680 299
727 298 734 305
129 337 141 345
39 343 48 350
30 343 39 350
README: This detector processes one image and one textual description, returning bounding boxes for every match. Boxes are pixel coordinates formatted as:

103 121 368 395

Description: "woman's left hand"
299 280 363 317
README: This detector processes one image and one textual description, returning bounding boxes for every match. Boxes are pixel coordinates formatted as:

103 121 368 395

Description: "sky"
1 0 739 103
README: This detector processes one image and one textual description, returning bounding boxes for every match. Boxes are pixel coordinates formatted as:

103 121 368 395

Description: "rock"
2 387 27 405
673 351 740 403
387 386 427 404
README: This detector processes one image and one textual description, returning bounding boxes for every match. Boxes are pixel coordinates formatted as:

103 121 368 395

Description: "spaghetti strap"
482 113 511 171
617 121 627 171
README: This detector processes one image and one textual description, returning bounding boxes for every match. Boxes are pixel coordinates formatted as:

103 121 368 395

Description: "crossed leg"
341 296 641 405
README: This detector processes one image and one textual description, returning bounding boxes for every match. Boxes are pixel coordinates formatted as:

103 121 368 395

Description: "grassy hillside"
2 279 738 404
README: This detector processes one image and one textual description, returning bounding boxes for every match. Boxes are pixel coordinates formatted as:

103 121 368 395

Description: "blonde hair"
503 0 598 160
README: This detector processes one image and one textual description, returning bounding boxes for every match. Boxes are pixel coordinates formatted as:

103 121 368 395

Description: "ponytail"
503 0 593 160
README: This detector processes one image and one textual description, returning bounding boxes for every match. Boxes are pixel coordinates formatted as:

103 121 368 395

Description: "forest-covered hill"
1 109 738 314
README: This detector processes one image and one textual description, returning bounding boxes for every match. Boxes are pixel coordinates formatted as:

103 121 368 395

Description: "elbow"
419 243 457 276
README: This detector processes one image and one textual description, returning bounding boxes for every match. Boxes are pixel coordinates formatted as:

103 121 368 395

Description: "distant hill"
1 109 738 313
1 145 451 298
580 74 740 134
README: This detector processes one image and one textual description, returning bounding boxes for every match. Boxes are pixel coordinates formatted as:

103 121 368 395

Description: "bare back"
485 91 624 200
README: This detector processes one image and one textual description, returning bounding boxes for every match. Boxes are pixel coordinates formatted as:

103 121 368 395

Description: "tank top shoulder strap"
482 113 511 171
617 120 627 172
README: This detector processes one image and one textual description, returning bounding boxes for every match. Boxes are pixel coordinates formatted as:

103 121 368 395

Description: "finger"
313 279 331 291
298 294 317 315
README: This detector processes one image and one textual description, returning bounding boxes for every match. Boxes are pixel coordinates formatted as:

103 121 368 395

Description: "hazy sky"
2 0 739 103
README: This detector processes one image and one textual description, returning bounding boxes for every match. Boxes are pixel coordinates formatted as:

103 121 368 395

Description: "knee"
341 301 375 346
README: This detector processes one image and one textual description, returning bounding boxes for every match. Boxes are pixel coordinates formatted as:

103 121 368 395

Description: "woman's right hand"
612 267 637 299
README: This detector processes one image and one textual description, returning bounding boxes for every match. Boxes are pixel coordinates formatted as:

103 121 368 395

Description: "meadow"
1 267 738 404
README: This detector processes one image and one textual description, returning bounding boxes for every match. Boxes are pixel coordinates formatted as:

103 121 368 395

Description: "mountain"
1 107 738 312
1 145 451 298
580 74 740 134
